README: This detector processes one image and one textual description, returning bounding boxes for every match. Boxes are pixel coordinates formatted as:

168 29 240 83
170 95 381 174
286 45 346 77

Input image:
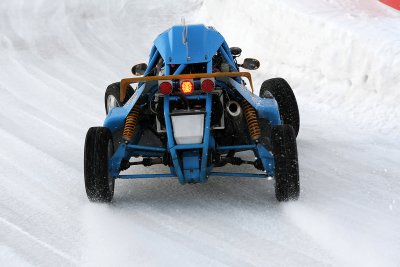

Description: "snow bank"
203 0 400 134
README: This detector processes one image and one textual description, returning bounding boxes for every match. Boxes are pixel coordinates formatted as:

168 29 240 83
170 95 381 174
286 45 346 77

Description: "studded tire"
260 78 300 137
271 124 300 201
84 127 115 202
105 82 134 114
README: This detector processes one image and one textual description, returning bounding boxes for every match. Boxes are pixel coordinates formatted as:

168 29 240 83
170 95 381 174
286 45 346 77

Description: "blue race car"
84 24 300 202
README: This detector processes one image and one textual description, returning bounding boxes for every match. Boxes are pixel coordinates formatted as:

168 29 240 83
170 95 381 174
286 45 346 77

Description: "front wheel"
260 78 300 137
272 125 300 201
105 82 134 114
84 127 115 202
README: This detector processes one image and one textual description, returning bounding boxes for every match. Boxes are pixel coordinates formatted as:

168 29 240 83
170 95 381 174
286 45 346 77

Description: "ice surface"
0 0 399 266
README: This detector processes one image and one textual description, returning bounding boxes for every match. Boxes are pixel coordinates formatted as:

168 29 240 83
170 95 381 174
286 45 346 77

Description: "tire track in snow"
283 202 399 267
0 217 78 265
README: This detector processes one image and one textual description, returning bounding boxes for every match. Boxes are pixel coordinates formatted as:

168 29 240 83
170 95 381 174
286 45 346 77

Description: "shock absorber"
122 104 140 141
242 99 261 141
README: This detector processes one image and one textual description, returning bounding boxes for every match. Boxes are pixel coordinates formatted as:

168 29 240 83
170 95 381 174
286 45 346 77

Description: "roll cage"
103 25 282 183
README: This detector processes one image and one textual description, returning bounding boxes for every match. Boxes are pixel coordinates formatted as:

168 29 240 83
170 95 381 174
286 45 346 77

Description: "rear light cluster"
180 80 194 95
200 78 215 93
159 81 173 95
158 78 215 95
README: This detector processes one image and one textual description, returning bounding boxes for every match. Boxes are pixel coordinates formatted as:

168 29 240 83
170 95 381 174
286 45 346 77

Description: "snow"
203 0 400 134
0 0 399 266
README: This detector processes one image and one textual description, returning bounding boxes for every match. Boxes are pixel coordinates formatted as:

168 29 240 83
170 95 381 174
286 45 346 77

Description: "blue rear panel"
154 24 225 64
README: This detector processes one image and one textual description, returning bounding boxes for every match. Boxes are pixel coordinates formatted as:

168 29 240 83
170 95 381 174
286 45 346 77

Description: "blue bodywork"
154 25 225 64
104 24 282 184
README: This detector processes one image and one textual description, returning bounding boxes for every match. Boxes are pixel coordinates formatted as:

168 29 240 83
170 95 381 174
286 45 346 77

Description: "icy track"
0 0 399 266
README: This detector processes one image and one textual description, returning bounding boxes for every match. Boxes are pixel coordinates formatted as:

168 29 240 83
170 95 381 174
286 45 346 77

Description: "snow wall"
3 0 397 134
201 0 400 135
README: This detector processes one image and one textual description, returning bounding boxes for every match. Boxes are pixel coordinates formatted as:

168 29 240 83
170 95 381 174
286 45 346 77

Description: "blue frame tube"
126 145 166 153
163 94 213 184
117 172 267 179
174 144 203 150
163 95 185 182
199 93 212 182
143 50 160 76
119 173 175 179
219 46 241 83
163 95 175 150
219 47 233 69
165 64 170 75
173 64 186 75
148 45 157 60
210 172 267 178
216 145 256 154
207 61 212 73
222 42 237 68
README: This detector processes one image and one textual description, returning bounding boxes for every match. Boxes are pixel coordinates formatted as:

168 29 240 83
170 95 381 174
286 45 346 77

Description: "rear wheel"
84 127 115 202
260 78 300 137
105 82 134 114
271 125 299 201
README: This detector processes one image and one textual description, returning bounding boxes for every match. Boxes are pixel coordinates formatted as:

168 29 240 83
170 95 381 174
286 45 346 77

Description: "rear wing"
120 72 254 102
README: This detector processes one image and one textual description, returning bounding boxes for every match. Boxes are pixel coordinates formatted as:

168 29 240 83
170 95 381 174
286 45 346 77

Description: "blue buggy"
84 24 300 202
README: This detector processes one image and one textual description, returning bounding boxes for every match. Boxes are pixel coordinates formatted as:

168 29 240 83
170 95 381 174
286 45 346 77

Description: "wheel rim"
106 95 119 113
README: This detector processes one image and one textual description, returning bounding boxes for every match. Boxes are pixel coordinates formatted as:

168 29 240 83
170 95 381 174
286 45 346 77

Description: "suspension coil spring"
122 104 140 141
242 99 261 140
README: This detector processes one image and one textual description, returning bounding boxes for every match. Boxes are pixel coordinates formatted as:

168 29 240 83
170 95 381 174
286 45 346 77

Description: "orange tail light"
180 79 194 95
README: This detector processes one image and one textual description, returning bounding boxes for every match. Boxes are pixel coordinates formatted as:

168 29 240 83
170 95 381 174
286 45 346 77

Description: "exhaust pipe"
225 100 246 150
226 101 242 117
